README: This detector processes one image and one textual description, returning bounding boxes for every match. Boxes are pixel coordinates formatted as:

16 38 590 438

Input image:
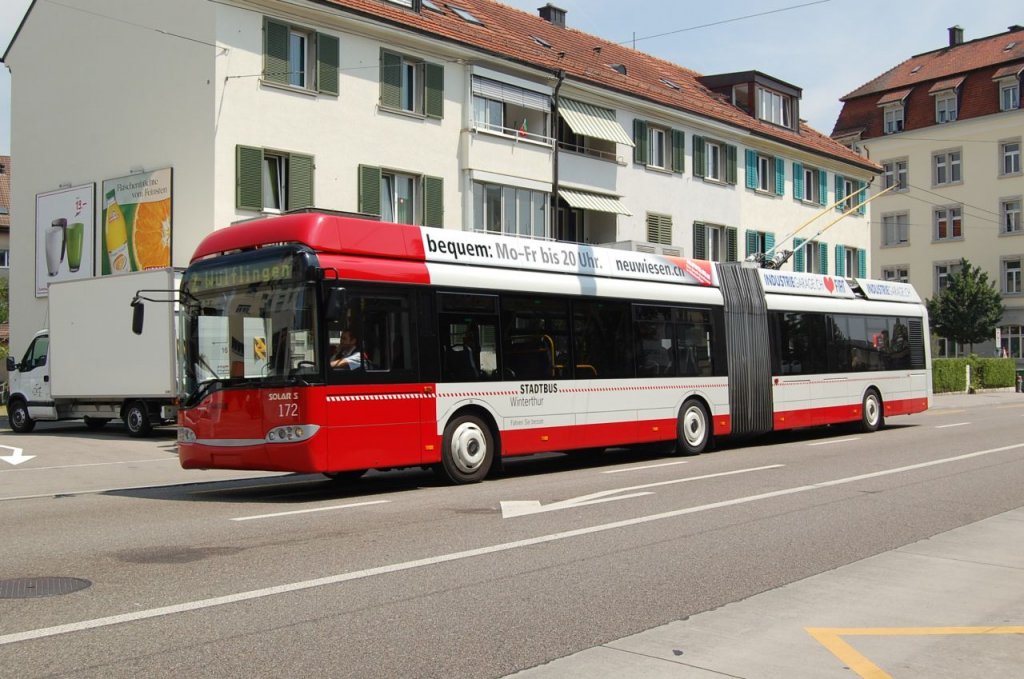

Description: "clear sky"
0 0 1018 154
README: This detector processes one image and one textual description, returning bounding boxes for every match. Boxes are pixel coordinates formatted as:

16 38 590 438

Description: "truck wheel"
124 401 153 438
437 413 494 484
8 399 35 433
84 417 110 431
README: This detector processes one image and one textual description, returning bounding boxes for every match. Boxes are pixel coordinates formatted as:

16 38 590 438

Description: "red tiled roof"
876 88 912 106
927 76 965 93
841 26 1024 100
318 0 876 171
993 62 1024 79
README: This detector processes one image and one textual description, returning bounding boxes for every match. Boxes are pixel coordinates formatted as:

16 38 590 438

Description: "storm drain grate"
0 577 92 599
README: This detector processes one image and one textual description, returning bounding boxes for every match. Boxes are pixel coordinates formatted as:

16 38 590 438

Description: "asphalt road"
1 394 1023 678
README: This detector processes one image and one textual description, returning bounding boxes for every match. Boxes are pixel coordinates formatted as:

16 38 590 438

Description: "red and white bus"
173 211 930 483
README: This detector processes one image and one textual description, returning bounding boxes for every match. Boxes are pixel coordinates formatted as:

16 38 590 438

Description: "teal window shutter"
819 241 828 274
671 129 685 174
726 227 738 261
287 153 314 210
745 149 757 189
425 62 444 118
857 249 867 278
725 144 737 185
793 237 805 272
857 180 867 215
835 175 844 212
316 33 339 95
835 245 846 276
358 165 382 216
693 136 706 178
633 120 648 164
765 231 775 254
423 176 444 227
380 50 402 109
264 20 289 85
745 230 758 256
793 162 803 200
693 222 707 259
819 169 828 206
236 145 264 211
775 158 785 196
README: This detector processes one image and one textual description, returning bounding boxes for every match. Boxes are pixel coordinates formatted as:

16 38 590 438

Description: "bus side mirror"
132 301 145 335
325 288 347 322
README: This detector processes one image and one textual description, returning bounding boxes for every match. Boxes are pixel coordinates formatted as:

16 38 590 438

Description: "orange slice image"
132 198 171 270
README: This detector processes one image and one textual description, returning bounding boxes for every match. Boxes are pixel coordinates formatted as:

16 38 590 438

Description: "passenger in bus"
331 329 363 370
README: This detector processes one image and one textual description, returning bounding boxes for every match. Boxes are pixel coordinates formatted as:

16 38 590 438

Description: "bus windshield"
179 248 319 405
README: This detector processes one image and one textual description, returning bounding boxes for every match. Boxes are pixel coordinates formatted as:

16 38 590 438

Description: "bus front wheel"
439 413 494 484
677 398 711 456
861 389 884 432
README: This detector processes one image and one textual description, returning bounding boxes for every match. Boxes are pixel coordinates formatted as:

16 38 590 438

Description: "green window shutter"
857 180 867 215
775 158 785 196
423 176 444 227
835 244 846 276
819 241 828 274
765 231 776 253
358 165 382 217
745 149 757 189
857 249 867 278
316 33 339 95
693 136 706 178
819 169 828 206
633 119 648 165
835 175 844 212
726 227 738 261
725 144 737 185
646 214 671 245
287 153 314 210
745 229 758 256
380 50 402 109
793 237 805 272
692 222 707 259
236 145 263 211
425 62 444 118
264 20 289 85
793 162 803 200
671 129 685 174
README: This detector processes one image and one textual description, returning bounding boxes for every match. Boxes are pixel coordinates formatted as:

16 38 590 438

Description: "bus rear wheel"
677 398 711 456
861 389 884 432
438 413 494 484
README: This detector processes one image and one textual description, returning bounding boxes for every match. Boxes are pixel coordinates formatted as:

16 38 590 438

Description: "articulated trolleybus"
174 212 930 483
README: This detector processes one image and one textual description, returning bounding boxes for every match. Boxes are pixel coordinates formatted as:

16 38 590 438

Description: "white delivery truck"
6 268 180 437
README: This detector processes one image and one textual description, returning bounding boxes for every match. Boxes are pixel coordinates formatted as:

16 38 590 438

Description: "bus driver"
330 329 363 370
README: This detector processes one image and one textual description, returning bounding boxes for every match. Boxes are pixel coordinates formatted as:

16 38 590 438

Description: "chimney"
948 25 964 47
538 4 566 28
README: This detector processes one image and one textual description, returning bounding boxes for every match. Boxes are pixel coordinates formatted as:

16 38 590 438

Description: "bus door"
325 287 423 471
771 311 825 427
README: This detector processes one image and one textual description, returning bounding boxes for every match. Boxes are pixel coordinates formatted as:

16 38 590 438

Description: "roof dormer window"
756 86 791 128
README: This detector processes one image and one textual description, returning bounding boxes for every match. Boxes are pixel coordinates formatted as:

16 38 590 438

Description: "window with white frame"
841 177 856 211
842 247 859 277
802 166 820 204
936 338 967 358
380 49 443 118
882 266 909 283
472 181 548 238
933 149 962 185
1000 325 1024 358
883 105 905 134
935 91 958 123
262 19 338 95
1003 257 1022 294
882 212 909 246
1001 140 1021 176
472 76 550 142
1001 80 1020 111
882 159 908 191
935 261 962 293
757 154 773 192
934 206 963 241
756 86 792 127
0 249 8 268
705 140 723 181
380 172 419 225
648 125 669 169
1003 198 1023 234
803 240 823 274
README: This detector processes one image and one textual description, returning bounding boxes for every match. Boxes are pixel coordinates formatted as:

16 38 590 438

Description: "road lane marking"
0 458 175 473
602 460 691 474
807 437 860 447
231 500 390 521
808 626 1024 679
935 422 970 429
3 442 1022 647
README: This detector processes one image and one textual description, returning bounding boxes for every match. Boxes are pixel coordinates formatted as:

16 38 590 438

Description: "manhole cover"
0 577 92 599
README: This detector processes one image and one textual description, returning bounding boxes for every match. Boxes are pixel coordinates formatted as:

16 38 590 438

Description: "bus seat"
444 345 478 381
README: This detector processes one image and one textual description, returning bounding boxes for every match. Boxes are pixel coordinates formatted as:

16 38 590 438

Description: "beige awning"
559 189 632 216
558 98 635 147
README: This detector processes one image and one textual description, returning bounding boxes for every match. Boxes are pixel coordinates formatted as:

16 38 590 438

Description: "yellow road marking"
807 626 1024 679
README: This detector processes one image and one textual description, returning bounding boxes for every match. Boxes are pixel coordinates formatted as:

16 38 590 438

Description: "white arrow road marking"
500 464 784 518
0 445 35 466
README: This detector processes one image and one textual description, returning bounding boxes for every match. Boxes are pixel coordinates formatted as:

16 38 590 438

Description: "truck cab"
6 330 54 432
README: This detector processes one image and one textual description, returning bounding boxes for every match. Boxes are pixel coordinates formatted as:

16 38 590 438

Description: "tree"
926 258 1004 353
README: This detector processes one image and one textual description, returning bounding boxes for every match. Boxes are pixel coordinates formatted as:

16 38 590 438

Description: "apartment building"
3 0 876 349
834 25 1024 362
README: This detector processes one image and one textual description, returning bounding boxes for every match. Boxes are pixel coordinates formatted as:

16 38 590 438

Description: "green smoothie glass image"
66 222 84 272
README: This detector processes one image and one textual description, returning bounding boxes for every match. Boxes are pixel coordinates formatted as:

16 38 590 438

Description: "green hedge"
932 357 1016 393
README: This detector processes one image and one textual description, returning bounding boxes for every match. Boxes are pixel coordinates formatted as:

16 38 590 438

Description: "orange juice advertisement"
100 168 172 275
